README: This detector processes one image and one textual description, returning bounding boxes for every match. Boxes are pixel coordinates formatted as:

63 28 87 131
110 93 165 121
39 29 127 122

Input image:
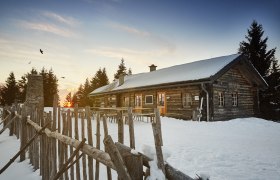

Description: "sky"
0 0 279 103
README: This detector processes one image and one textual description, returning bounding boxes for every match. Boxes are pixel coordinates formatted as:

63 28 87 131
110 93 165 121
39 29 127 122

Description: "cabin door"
157 92 166 115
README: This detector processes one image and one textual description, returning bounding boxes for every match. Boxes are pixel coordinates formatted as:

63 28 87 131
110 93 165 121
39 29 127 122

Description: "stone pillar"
25 75 44 115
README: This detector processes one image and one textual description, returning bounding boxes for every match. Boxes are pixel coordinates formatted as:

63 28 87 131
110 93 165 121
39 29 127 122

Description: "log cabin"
88 54 267 121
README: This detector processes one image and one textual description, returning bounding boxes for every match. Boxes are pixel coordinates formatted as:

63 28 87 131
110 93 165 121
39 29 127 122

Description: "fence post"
102 114 112 180
66 110 72 180
50 94 58 178
20 104 27 162
104 135 132 180
81 112 87 180
152 108 165 175
117 110 124 144
128 107 135 149
86 106 94 180
74 104 81 180
95 111 101 180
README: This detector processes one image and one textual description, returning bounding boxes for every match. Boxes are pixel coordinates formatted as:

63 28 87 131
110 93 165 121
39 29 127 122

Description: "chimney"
118 73 125 86
149 64 157 72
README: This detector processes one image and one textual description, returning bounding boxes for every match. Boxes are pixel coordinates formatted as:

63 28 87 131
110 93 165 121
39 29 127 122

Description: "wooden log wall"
213 66 255 121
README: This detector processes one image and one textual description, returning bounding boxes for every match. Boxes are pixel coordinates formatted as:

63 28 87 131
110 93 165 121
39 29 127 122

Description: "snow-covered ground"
1 116 280 180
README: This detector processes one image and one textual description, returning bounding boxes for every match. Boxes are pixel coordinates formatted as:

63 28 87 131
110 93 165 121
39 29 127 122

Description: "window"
145 95 153 104
157 93 165 106
135 94 142 107
124 96 129 107
218 92 225 107
232 92 238 107
183 93 192 107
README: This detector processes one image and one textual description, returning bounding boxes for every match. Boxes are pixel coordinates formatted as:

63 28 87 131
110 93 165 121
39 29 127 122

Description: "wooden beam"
104 135 131 180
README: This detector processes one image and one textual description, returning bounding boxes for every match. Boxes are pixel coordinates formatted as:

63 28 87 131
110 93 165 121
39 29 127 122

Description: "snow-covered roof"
89 54 240 95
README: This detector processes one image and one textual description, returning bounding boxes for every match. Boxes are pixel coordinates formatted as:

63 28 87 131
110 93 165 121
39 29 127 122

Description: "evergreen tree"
114 58 127 80
40 68 59 107
238 20 280 120
1 72 19 105
90 68 109 91
238 20 276 77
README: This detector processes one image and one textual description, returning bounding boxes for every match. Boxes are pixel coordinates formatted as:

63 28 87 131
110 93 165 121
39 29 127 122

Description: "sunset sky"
0 0 279 102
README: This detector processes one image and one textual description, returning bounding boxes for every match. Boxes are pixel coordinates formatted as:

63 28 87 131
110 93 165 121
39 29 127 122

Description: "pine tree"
238 20 280 120
238 20 276 77
40 68 59 107
1 72 19 105
114 58 127 80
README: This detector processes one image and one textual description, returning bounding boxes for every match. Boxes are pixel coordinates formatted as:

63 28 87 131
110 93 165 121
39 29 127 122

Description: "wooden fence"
0 100 194 180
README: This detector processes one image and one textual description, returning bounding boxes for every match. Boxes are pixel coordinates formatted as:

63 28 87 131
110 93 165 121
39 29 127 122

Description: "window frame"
232 92 238 107
135 94 142 107
218 91 225 107
124 96 130 107
145 95 153 105
183 93 192 107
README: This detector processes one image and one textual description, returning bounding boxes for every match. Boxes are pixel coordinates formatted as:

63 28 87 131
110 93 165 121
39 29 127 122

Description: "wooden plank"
81 112 87 180
117 111 124 144
66 110 72 180
152 108 165 175
74 104 81 180
86 106 94 180
103 135 131 180
128 107 135 149
51 94 58 178
95 112 101 180
62 112 69 180
102 114 112 180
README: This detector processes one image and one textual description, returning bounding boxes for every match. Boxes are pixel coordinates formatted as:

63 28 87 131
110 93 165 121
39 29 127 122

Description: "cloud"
18 20 77 38
107 22 176 54
108 22 150 37
42 11 79 26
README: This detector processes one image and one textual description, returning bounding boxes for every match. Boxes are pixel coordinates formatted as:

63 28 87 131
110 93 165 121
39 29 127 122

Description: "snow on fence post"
95 111 101 180
86 106 94 180
117 110 124 144
74 104 81 180
152 108 165 175
128 107 135 149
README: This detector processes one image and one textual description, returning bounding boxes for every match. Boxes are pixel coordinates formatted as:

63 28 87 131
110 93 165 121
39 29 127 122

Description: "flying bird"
61 77 65 79
28 61 31 64
40 49 43 54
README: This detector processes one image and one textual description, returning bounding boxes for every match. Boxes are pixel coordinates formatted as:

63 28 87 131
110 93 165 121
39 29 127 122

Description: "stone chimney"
118 73 125 86
149 64 157 72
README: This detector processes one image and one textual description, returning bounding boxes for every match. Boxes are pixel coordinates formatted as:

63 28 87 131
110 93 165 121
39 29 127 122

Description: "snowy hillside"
1 116 280 180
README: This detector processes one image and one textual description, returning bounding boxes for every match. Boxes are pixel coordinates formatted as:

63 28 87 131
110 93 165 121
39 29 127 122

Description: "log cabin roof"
89 54 267 96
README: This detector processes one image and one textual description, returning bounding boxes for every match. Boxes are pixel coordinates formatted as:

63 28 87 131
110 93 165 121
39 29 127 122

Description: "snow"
1 115 280 180
90 54 240 95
